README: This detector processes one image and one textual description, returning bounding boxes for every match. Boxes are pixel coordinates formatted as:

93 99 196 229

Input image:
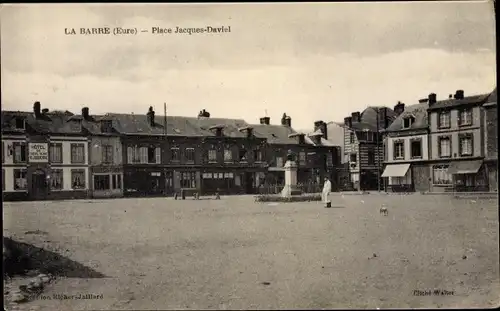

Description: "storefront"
382 163 413 192
448 160 489 192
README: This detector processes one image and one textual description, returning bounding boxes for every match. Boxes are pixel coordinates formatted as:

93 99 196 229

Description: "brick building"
342 107 396 191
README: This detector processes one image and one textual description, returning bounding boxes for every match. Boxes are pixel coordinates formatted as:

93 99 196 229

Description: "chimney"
246 127 254 138
82 107 90 120
344 117 352 128
381 108 390 129
394 101 405 116
260 116 270 125
41 108 49 114
418 98 429 104
281 113 291 127
198 109 210 118
428 93 437 106
454 90 464 100
351 112 361 122
449 94 453 99
298 133 305 144
33 101 41 118
314 120 328 140
147 106 155 126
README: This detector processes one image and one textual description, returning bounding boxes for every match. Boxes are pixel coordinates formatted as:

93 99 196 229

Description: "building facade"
483 88 497 192
343 107 396 191
2 102 90 201
427 90 490 192
381 99 430 192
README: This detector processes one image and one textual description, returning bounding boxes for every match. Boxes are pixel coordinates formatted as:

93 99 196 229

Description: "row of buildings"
333 87 497 193
2 103 339 201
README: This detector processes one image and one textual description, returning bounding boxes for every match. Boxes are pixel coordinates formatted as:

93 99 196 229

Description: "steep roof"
428 93 489 110
384 102 429 132
350 106 396 132
250 123 312 145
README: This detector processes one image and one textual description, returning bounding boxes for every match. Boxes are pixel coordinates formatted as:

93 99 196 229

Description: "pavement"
3 195 499 310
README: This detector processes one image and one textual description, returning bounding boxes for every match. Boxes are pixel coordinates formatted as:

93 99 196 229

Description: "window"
459 134 473 156
254 148 263 162
459 109 472 126
13 169 27 190
367 150 375 165
350 153 357 163
391 177 405 185
184 148 195 163
70 143 85 164
438 112 451 128
15 118 25 130
112 174 122 189
208 149 217 162
171 147 180 162
49 143 63 163
224 148 232 162
127 146 140 163
49 169 63 190
327 153 333 167
393 140 404 160
366 132 373 142
403 116 415 129
349 132 355 144
71 169 86 189
438 136 451 158
299 152 306 165
433 165 452 185
2 169 4 191
180 172 196 188
239 148 247 162
276 156 284 167
410 139 422 159
102 145 113 164
13 142 27 163
146 146 160 164
94 175 110 191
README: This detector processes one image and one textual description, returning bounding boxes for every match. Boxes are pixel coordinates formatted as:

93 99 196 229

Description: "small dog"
380 205 388 216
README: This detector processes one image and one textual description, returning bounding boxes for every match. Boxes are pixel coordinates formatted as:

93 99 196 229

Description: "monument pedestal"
281 160 302 198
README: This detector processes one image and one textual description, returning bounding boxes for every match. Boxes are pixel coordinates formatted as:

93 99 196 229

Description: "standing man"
322 177 332 203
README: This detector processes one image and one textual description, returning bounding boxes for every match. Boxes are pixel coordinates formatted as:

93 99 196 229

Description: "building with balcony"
483 87 497 192
342 107 396 191
381 98 430 192
2 102 89 201
427 89 490 192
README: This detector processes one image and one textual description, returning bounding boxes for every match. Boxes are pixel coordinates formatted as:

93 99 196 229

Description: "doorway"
31 170 48 200
244 172 254 194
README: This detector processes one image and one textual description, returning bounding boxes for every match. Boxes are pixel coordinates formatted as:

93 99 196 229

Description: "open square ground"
3 194 499 310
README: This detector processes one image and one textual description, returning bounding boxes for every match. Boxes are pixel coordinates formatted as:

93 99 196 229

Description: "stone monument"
280 150 303 198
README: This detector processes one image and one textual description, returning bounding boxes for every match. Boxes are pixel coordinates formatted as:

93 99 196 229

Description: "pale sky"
0 2 496 130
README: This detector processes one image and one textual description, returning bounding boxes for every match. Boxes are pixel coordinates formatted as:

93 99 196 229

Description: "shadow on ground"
3 237 106 278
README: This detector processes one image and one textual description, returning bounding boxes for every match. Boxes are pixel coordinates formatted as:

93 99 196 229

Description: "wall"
343 128 359 170
49 136 89 191
411 163 431 192
89 136 123 166
386 134 429 162
429 106 482 132
485 105 498 159
326 122 345 163
429 128 482 160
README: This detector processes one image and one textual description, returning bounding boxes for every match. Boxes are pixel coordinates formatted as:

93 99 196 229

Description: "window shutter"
155 147 161 164
401 142 405 159
392 142 397 159
127 147 133 163
140 147 147 163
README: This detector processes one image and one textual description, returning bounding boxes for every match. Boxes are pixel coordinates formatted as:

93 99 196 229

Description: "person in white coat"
322 177 332 203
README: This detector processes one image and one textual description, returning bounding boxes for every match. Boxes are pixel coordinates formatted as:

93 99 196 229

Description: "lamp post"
376 108 381 192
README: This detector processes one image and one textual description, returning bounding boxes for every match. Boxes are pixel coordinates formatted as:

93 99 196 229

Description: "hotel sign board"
29 143 49 163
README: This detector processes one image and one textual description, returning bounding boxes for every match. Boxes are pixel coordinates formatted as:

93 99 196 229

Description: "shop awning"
447 160 483 175
381 164 410 177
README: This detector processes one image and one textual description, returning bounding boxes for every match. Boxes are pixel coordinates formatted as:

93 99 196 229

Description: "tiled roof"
251 124 309 145
1 111 84 135
384 102 429 132
427 94 489 110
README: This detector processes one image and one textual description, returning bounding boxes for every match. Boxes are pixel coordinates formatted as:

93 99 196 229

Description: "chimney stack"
393 101 405 116
147 106 155 126
344 116 352 128
298 133 305 144
281 113 291 127
454 90 464 100
351 112 361 122
449 94 453 99
428 93 437 105
82 107 90 120
260 116 270 125
33 101 41 118
314 120 328 140
418 98 429 104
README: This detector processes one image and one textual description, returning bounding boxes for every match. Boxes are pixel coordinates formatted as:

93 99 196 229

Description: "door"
244 172 254 194
31 170 47 200
165 171 174 195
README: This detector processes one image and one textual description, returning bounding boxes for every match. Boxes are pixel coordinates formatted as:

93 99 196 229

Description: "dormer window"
209 125 225 137
15 117 25 130
101 120 113 133
402 116 415 129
